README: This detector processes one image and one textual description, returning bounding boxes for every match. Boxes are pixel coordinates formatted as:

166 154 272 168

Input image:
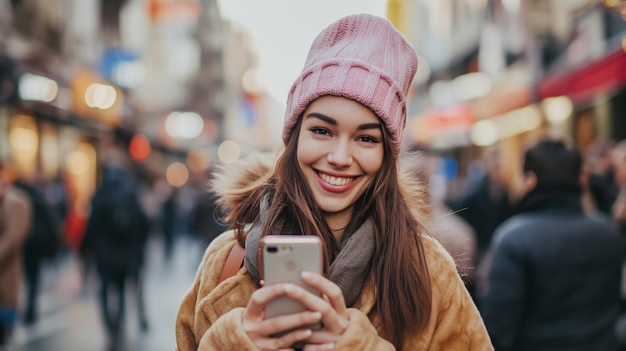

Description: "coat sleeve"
175 232 261 351
0 190 32 269
196 307 259 350
425 237 494 351
174 246 204 351
334 309 394 350
195 309 392 351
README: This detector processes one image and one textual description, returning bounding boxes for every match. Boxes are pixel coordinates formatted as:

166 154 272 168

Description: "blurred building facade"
0 0 264 249
1 0 625 219
391 0 626 195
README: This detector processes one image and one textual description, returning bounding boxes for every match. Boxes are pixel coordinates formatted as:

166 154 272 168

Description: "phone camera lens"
267 246 278 253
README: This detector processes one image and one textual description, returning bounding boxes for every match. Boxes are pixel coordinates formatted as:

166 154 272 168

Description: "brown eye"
357 135 379 143
311 128 331 136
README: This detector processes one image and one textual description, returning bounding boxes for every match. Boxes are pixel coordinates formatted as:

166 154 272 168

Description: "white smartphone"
261 235 323 332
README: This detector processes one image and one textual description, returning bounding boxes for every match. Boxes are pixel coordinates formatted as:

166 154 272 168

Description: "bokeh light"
85 83 117 109
165 161 189 187
217 140 241 164
165 111 204 139
542 96 573 124
470 119 499 147
129 133 151 162
18 73 59 102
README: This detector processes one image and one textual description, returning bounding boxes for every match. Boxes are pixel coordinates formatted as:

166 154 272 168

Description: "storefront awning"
539 48 626 104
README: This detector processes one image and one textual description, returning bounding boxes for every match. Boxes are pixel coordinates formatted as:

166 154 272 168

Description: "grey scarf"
244 197 376 307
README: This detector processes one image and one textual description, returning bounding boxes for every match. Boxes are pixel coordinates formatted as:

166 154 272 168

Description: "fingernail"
301 271 311 278
302 329 312 337
323 343 335 350
310 311 322 319
284 283 293 292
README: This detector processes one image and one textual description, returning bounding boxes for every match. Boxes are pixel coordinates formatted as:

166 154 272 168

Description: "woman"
175 14 492 350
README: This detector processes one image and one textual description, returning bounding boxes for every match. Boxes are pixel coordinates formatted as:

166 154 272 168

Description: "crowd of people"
0 155 226 351
0 164 65 350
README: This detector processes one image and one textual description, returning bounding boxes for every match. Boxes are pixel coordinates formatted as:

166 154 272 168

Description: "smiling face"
297 95 384 230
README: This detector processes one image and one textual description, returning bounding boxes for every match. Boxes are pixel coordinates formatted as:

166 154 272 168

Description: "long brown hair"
220 117 432 349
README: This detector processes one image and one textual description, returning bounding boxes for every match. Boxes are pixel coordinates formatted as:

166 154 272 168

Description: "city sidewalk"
9 235 204 351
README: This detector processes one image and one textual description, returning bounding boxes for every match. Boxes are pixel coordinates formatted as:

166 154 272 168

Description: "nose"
327 139 353 167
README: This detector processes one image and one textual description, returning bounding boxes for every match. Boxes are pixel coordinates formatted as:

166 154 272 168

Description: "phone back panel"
262 235 323 319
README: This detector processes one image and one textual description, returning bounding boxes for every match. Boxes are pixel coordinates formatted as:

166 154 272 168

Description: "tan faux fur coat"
174 155 493 350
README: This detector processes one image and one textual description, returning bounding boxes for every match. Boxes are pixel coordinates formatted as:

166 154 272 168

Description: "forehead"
303 96 380 124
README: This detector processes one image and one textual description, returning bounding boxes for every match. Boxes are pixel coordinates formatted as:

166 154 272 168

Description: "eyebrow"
305 112 381 131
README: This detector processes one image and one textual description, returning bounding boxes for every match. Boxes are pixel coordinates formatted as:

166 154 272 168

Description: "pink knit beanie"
283 14 418 156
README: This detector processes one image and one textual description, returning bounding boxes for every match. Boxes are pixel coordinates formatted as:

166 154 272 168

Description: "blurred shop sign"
409 104 475 148
148 0 200 23
539 48 626 104
472 63 532 119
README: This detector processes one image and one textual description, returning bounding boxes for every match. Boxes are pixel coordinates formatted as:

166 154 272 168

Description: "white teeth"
319 172 354 186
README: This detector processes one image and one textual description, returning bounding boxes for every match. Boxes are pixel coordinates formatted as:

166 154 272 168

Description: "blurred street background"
11 235 200 351
0 0 626 350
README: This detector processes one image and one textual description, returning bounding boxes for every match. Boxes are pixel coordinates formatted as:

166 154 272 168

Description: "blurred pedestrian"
479 139 625 351
161 186 178 262
82 163 150 348
612 140 626 235
611 140 626 350
14 174 62 325
584 138 619 215
0 162 32 350
44 174 70 246
446 149 512 300
175 14 492 350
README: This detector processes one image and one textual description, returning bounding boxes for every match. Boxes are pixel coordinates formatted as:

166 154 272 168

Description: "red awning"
539 49 626 104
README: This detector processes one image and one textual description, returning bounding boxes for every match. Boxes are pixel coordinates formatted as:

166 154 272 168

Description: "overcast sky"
218 0 387 103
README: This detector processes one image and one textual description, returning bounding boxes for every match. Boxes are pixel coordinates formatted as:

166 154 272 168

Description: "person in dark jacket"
82 163 150 346
479 139 625 351
160 186 178 262
14 175 60 325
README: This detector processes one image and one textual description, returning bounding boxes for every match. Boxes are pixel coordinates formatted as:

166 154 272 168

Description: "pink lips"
316 171 359 193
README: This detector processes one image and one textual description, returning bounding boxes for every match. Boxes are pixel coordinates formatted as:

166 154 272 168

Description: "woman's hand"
242 272 350 350
243 282 323 350
298 271 350 350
